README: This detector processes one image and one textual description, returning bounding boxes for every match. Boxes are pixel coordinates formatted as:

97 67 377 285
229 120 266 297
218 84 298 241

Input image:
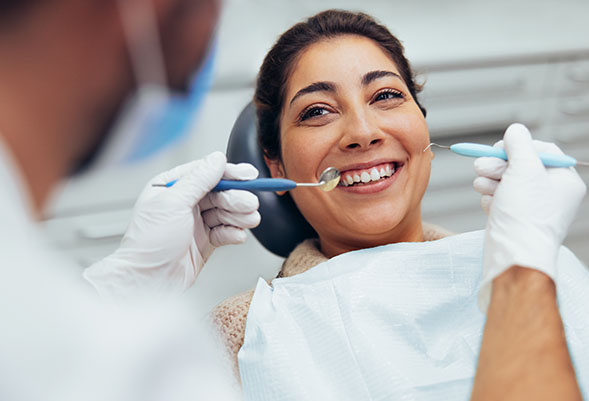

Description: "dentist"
0 0 257 399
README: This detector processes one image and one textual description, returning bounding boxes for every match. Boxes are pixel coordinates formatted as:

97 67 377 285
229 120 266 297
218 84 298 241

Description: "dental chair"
226 102 317 257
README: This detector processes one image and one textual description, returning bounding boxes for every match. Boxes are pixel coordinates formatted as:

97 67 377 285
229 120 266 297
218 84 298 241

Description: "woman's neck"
319 215 425 258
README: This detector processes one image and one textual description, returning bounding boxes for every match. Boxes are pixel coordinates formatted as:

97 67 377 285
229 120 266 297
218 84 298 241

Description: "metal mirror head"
319 167 341 192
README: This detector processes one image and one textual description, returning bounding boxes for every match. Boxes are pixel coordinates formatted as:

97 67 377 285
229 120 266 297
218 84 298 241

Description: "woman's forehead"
285 35 402 97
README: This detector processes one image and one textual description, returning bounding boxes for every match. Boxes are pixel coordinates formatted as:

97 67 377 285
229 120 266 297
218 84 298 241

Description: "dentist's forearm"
470 266 581 401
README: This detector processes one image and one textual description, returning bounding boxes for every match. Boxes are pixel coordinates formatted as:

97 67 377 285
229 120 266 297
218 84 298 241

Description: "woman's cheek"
412 155 432 203
281 130 307 176
283 127 337 178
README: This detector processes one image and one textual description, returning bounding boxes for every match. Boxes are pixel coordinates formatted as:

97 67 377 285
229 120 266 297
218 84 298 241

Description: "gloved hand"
473 123 586 311
472 142 506 215
83 152 261 300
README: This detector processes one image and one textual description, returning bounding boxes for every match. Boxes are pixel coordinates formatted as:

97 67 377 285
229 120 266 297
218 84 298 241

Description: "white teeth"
361 172 371 183
341 163 397 187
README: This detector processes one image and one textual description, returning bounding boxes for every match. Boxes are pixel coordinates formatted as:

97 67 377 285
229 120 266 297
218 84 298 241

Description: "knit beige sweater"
211 222 453 377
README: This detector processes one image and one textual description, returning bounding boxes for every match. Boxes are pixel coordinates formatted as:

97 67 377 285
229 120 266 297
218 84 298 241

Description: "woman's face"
268 35 433 257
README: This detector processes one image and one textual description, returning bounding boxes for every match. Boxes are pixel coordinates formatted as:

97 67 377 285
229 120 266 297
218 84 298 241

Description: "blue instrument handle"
158 178 297 191
213 178 297 192
162 179 178 188
450 143 578 168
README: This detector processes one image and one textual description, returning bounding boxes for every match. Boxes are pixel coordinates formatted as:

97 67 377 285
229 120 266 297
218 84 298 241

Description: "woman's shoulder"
422 222 454 241
212 290 255 358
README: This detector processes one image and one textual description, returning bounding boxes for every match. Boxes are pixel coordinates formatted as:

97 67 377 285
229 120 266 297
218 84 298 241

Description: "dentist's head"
0 0 220 212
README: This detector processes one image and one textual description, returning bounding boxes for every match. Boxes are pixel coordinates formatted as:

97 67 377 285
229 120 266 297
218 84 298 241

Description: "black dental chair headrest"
226 102 317 258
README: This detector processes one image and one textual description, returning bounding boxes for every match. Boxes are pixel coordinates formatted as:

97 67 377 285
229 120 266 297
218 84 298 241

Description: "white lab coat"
0 140 239 401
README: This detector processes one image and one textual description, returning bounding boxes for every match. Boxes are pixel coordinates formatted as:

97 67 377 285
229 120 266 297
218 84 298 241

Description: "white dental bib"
238 231 589 401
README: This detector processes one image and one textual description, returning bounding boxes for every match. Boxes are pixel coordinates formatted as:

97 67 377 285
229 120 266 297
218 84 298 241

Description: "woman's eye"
300 106 330 121
373 89 404 103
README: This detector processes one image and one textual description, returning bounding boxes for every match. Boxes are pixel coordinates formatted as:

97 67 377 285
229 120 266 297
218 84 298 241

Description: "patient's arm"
470 266 582 401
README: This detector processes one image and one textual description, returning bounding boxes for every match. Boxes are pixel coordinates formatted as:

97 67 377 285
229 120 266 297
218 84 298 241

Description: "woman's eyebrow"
289 81 336 106
362 70 402 85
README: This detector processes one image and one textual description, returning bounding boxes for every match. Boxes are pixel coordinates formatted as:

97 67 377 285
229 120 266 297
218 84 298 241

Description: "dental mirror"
296 166 341 192
154 166 341 192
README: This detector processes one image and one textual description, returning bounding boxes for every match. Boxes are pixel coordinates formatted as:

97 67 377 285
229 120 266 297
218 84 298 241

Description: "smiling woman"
213 7 452 370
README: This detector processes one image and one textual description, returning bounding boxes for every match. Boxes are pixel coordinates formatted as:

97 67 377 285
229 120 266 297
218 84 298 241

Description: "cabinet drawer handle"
77 223 127 240
567 66 589 84
560 101 589 117
424 78 524 99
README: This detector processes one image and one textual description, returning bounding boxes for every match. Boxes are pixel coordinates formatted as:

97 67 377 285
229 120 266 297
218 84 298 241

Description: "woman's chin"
332 207 423 244
339 217 406 239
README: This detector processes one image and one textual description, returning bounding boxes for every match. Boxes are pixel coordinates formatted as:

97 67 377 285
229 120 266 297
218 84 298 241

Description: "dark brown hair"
255 9 426 160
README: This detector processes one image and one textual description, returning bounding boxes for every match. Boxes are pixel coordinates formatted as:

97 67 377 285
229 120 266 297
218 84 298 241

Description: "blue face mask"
89 0 217 169
123 46 216 163
91 44 216 168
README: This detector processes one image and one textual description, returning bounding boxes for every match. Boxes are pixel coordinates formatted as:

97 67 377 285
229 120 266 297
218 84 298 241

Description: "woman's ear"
264 155 287 195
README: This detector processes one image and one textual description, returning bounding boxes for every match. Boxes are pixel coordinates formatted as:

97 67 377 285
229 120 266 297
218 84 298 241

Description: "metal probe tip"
423 143 451 152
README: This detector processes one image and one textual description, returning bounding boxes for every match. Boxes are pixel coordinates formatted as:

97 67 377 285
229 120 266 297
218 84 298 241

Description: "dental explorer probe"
424 143 589 167
152 166 341 192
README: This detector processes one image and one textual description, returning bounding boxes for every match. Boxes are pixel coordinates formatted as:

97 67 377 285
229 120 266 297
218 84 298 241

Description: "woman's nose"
339 110 385 150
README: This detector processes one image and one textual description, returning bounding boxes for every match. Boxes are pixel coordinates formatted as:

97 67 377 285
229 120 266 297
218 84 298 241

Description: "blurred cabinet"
420 56 589 264
420 64 547 137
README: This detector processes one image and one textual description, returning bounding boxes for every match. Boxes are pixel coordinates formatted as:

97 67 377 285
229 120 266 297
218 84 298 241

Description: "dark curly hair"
255 9 426 161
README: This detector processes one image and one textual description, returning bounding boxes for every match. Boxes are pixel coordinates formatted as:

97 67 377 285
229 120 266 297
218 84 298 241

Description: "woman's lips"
339 162 396 187
337 162 403 194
